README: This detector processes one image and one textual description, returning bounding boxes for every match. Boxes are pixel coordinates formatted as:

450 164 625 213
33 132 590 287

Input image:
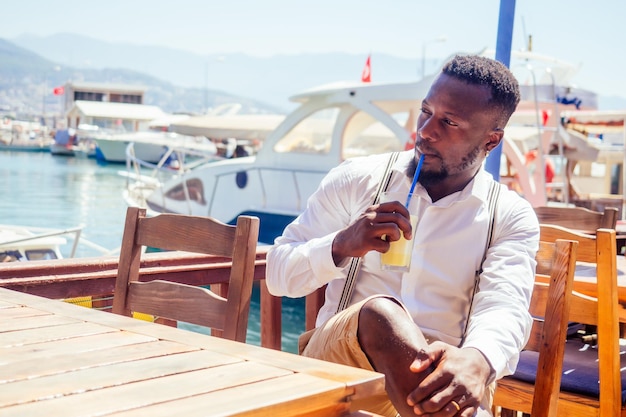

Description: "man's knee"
360 297 405 323
358 297 411 348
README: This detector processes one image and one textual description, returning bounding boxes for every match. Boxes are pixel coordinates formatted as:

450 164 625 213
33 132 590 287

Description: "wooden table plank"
0 322 116 348
1 362 294 417
107 372 352 417
183 334 385 401
0 314 80 332
0 331 155 365
0 306 51 319
0 340 198 383
0 350 243 408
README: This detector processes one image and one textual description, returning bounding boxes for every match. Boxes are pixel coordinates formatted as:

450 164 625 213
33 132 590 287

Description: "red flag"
361 55 371 83
53 86 65 96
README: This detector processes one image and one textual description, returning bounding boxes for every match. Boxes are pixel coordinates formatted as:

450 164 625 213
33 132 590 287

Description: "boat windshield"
0 249 59 262
273 108 338 154
343 110 407 159
272 106 408 158
24 249 59 261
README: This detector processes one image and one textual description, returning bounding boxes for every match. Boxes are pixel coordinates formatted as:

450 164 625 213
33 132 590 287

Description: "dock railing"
0 246 321 351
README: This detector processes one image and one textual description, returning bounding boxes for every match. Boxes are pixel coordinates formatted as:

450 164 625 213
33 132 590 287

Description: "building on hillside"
63 82 146 113
65 101 166 132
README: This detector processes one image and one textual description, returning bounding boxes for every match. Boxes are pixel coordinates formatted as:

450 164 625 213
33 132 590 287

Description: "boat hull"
94 138 166 163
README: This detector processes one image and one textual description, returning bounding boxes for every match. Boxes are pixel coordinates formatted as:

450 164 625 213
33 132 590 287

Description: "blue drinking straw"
405 153 425 208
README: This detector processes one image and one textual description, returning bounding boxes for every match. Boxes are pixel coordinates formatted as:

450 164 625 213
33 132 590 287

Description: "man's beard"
406 144 482 187
406 156 448 187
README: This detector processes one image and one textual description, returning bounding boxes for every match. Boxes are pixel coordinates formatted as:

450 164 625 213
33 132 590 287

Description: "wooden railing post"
305 285 326 331
260 279 282 350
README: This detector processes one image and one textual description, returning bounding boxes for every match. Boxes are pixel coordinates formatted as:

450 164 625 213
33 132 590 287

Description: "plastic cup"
380 191 419 272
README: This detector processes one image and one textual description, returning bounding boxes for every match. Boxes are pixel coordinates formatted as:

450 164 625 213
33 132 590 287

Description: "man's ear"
486 129 504 153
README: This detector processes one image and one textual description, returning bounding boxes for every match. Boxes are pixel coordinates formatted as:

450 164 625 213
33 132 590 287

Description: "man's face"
410 73 501 186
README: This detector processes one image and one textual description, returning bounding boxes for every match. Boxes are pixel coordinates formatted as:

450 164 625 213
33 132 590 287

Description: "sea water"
0 151 304 352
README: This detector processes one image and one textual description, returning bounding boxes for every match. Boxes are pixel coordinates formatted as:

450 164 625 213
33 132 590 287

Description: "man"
266 55 539 417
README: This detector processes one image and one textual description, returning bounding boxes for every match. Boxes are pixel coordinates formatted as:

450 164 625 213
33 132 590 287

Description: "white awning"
70 101 166 121
170 114 285 141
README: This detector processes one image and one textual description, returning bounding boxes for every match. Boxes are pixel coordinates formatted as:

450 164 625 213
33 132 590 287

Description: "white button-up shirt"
266 150 539 379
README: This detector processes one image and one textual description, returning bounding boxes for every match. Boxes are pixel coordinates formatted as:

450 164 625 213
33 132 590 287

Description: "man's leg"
359 298 495 417
304 296 494 416
302 296 408 416
358 297 430 416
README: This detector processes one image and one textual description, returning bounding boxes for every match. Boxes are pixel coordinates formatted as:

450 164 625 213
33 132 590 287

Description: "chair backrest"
112 207 260 343
538 224 622 415
522 239 578 416
534 205 618 234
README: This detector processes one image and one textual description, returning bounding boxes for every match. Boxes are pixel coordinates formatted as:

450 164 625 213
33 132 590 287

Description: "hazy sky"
3 0 625 99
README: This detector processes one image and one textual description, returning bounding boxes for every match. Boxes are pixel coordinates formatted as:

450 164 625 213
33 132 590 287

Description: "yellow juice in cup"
381 214 418 271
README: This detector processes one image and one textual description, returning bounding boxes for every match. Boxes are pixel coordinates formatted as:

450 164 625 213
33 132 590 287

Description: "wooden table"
534 253 626 304
614 221 626 254
0 288 385 417
570 255 626 303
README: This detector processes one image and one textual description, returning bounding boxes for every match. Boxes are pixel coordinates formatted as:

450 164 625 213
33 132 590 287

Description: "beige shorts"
300 294 494 417
301 295 401 416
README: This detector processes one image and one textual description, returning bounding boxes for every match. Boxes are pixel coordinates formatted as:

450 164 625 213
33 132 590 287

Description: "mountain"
0 37 55 75
6 33 623 119
11 33 425 111
0 38 285 119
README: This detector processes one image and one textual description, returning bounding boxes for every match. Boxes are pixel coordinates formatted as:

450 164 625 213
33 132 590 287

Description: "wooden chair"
534 205 618 234
492 238 578 417
112 206 260 343
495 225 625 416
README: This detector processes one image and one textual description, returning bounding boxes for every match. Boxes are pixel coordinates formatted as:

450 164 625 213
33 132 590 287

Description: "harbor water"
0 150 305 352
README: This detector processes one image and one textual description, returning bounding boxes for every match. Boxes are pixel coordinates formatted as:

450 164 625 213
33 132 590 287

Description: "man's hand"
406 342 492 416
331 200 412 265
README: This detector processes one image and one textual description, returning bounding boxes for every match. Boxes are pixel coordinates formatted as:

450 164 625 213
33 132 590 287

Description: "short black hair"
442 55 520 126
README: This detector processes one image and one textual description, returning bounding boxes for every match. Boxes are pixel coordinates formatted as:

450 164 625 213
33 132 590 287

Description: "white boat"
0 120 53 152
120 134 222 208
93 131 213 164
0 224 114 262
124 49 600 243
125 76 429 243
498 62 598 207
49 125 99 158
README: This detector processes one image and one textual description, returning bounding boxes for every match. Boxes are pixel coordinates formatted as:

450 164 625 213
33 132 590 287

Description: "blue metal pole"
484 0 516 180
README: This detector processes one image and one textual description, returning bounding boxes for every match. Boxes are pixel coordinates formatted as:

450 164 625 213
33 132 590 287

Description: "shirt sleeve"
266 159 364 298
461 193 539 379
